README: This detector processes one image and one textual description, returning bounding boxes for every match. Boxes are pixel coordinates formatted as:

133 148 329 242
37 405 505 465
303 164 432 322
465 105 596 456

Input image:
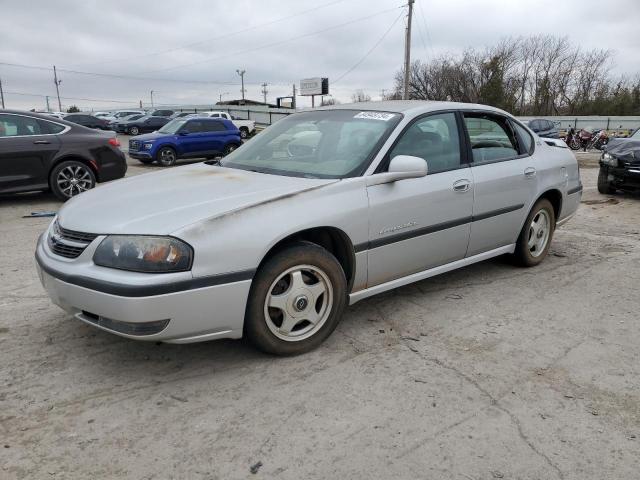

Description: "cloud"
1 0 638 110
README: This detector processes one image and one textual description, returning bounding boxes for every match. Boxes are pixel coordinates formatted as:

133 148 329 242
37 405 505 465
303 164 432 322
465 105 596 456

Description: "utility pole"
0 77 5 109
236 69 246 102
219 92 229 103
292 83 297 110
261 82 268 104
381 88 387 100
150 90 154 108
46 96 51 112
402 0 414 100
53 65 62 111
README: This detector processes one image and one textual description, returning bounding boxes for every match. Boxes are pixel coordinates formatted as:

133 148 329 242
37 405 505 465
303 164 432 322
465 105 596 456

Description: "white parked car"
196 111 256 138
36 101 581 355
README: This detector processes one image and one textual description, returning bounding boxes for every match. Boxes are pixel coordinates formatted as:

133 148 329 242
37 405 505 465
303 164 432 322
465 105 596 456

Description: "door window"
199 121 226 132
464 115 519 164
512 121 534 155
388 112 461 174
0 114 44 136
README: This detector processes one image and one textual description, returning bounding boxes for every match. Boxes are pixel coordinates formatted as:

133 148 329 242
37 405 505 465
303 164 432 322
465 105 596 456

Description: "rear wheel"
597 167 616 194
244 243 347 356
223 143 238 156
239 127 249 139
156 147 177 167
129 126 140 136
513 198 555 267
49 160 96 201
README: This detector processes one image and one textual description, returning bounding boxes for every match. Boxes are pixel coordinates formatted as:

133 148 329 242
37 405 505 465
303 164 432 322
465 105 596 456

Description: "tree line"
389 35 640 116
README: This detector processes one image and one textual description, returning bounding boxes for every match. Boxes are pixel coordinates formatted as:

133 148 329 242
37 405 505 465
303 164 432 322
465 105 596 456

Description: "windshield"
158 119 188 134
222 109 402 178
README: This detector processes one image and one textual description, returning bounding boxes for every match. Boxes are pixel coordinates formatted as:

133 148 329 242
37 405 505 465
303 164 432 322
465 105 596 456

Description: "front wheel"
513 199 555 267
597 167 616 194
244 243 347 356
156 147 177 167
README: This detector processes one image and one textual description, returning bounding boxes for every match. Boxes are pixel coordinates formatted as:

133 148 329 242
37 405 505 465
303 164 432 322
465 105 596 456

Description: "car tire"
223 143 238 156
156 147 177 167
513 198 555 267
244 242 347 356
49 160 96 201
129 126 140 136
597 167 616 194
239 127 249 139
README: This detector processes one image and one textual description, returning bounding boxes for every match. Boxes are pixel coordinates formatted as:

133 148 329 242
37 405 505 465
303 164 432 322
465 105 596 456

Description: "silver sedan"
36 101 582 355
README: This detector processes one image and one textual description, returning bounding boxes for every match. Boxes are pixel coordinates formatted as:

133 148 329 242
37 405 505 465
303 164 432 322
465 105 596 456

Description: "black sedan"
119 115 170 135
63 113 112 130
0 110 127 200
599 129 640 194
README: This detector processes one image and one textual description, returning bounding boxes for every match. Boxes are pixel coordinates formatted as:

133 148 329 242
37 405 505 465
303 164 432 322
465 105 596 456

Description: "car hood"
605 138 640 165
57 163 336 235
131 131 168 141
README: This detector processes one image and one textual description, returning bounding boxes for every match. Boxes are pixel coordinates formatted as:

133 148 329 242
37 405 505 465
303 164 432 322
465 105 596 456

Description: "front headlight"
602 153 618 167
143 142 154 150
93 236 193 273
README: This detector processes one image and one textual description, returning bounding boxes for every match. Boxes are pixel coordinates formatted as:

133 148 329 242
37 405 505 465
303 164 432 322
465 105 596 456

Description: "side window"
464 115 519 164
0 115 43 136
211 113 220 118
512 121 534 155
37 119 65 134
389 112 461 174
200 121 226 132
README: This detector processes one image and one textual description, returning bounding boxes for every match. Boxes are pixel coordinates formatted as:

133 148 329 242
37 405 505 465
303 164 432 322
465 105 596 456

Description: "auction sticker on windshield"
354 112 396 121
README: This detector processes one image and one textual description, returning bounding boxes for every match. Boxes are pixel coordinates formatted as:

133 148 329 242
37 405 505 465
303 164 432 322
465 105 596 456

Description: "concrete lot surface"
1 152 639 479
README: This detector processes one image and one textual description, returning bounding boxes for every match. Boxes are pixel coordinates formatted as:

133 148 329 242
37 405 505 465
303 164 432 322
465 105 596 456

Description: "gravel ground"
1 150 639 479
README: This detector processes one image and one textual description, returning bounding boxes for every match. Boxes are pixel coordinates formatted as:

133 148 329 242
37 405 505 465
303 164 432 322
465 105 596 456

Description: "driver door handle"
524 167 537 178
33 140 51 145
453 179 471 193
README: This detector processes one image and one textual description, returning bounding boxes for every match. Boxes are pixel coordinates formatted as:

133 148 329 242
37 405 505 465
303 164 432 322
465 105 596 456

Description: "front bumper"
601 163 640 190
128 151 153 160
35 232 252 343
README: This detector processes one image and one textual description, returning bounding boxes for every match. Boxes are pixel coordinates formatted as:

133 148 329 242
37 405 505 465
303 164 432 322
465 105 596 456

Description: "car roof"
315 100 511 117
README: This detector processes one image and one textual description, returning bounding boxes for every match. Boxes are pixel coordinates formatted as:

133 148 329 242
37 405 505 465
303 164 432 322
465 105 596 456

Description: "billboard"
300 77 329 96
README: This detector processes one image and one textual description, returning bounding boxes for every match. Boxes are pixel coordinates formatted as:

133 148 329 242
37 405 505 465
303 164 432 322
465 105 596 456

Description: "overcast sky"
1 0 639 111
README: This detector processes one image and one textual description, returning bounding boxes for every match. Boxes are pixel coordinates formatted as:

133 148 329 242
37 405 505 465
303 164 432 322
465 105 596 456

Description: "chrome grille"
129 140 140 151
48 221 99 259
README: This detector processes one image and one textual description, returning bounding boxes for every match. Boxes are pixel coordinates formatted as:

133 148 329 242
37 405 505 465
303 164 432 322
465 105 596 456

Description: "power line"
417 0 436 59
143 5 405 74
333 9 405 85
70 0 348 68
4 90 140 104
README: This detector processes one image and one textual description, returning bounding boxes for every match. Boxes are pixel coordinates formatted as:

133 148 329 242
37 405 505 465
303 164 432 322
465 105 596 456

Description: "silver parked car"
35 101 582 355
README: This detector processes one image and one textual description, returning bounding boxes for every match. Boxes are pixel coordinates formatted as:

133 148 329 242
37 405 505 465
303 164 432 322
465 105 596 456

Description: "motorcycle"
565 129 581 150
588 129 609 150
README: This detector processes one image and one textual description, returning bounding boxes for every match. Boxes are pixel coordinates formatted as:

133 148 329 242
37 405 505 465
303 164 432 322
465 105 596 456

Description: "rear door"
0 114 62 193
464 112 537 256
366 111 473 287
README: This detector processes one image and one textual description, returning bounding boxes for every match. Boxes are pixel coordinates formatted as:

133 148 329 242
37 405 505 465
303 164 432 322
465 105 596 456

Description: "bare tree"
351 90 372 103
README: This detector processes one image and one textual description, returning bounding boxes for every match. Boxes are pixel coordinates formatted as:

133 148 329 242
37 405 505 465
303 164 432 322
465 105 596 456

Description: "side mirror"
367 155 428 186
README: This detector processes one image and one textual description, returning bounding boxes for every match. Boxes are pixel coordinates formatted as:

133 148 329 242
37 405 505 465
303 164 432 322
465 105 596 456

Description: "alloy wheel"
158 148 176 166
56 165 93 198
263 265 333 342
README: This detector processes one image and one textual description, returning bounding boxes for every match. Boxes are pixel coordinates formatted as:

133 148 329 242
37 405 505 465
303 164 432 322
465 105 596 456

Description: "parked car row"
42 109 257 137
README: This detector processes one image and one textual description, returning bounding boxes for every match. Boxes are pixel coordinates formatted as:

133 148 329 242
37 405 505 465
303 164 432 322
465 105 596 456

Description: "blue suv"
128 118 242 166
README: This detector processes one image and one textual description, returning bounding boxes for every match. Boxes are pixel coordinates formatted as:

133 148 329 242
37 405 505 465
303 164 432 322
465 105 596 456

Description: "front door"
366 112 473 287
